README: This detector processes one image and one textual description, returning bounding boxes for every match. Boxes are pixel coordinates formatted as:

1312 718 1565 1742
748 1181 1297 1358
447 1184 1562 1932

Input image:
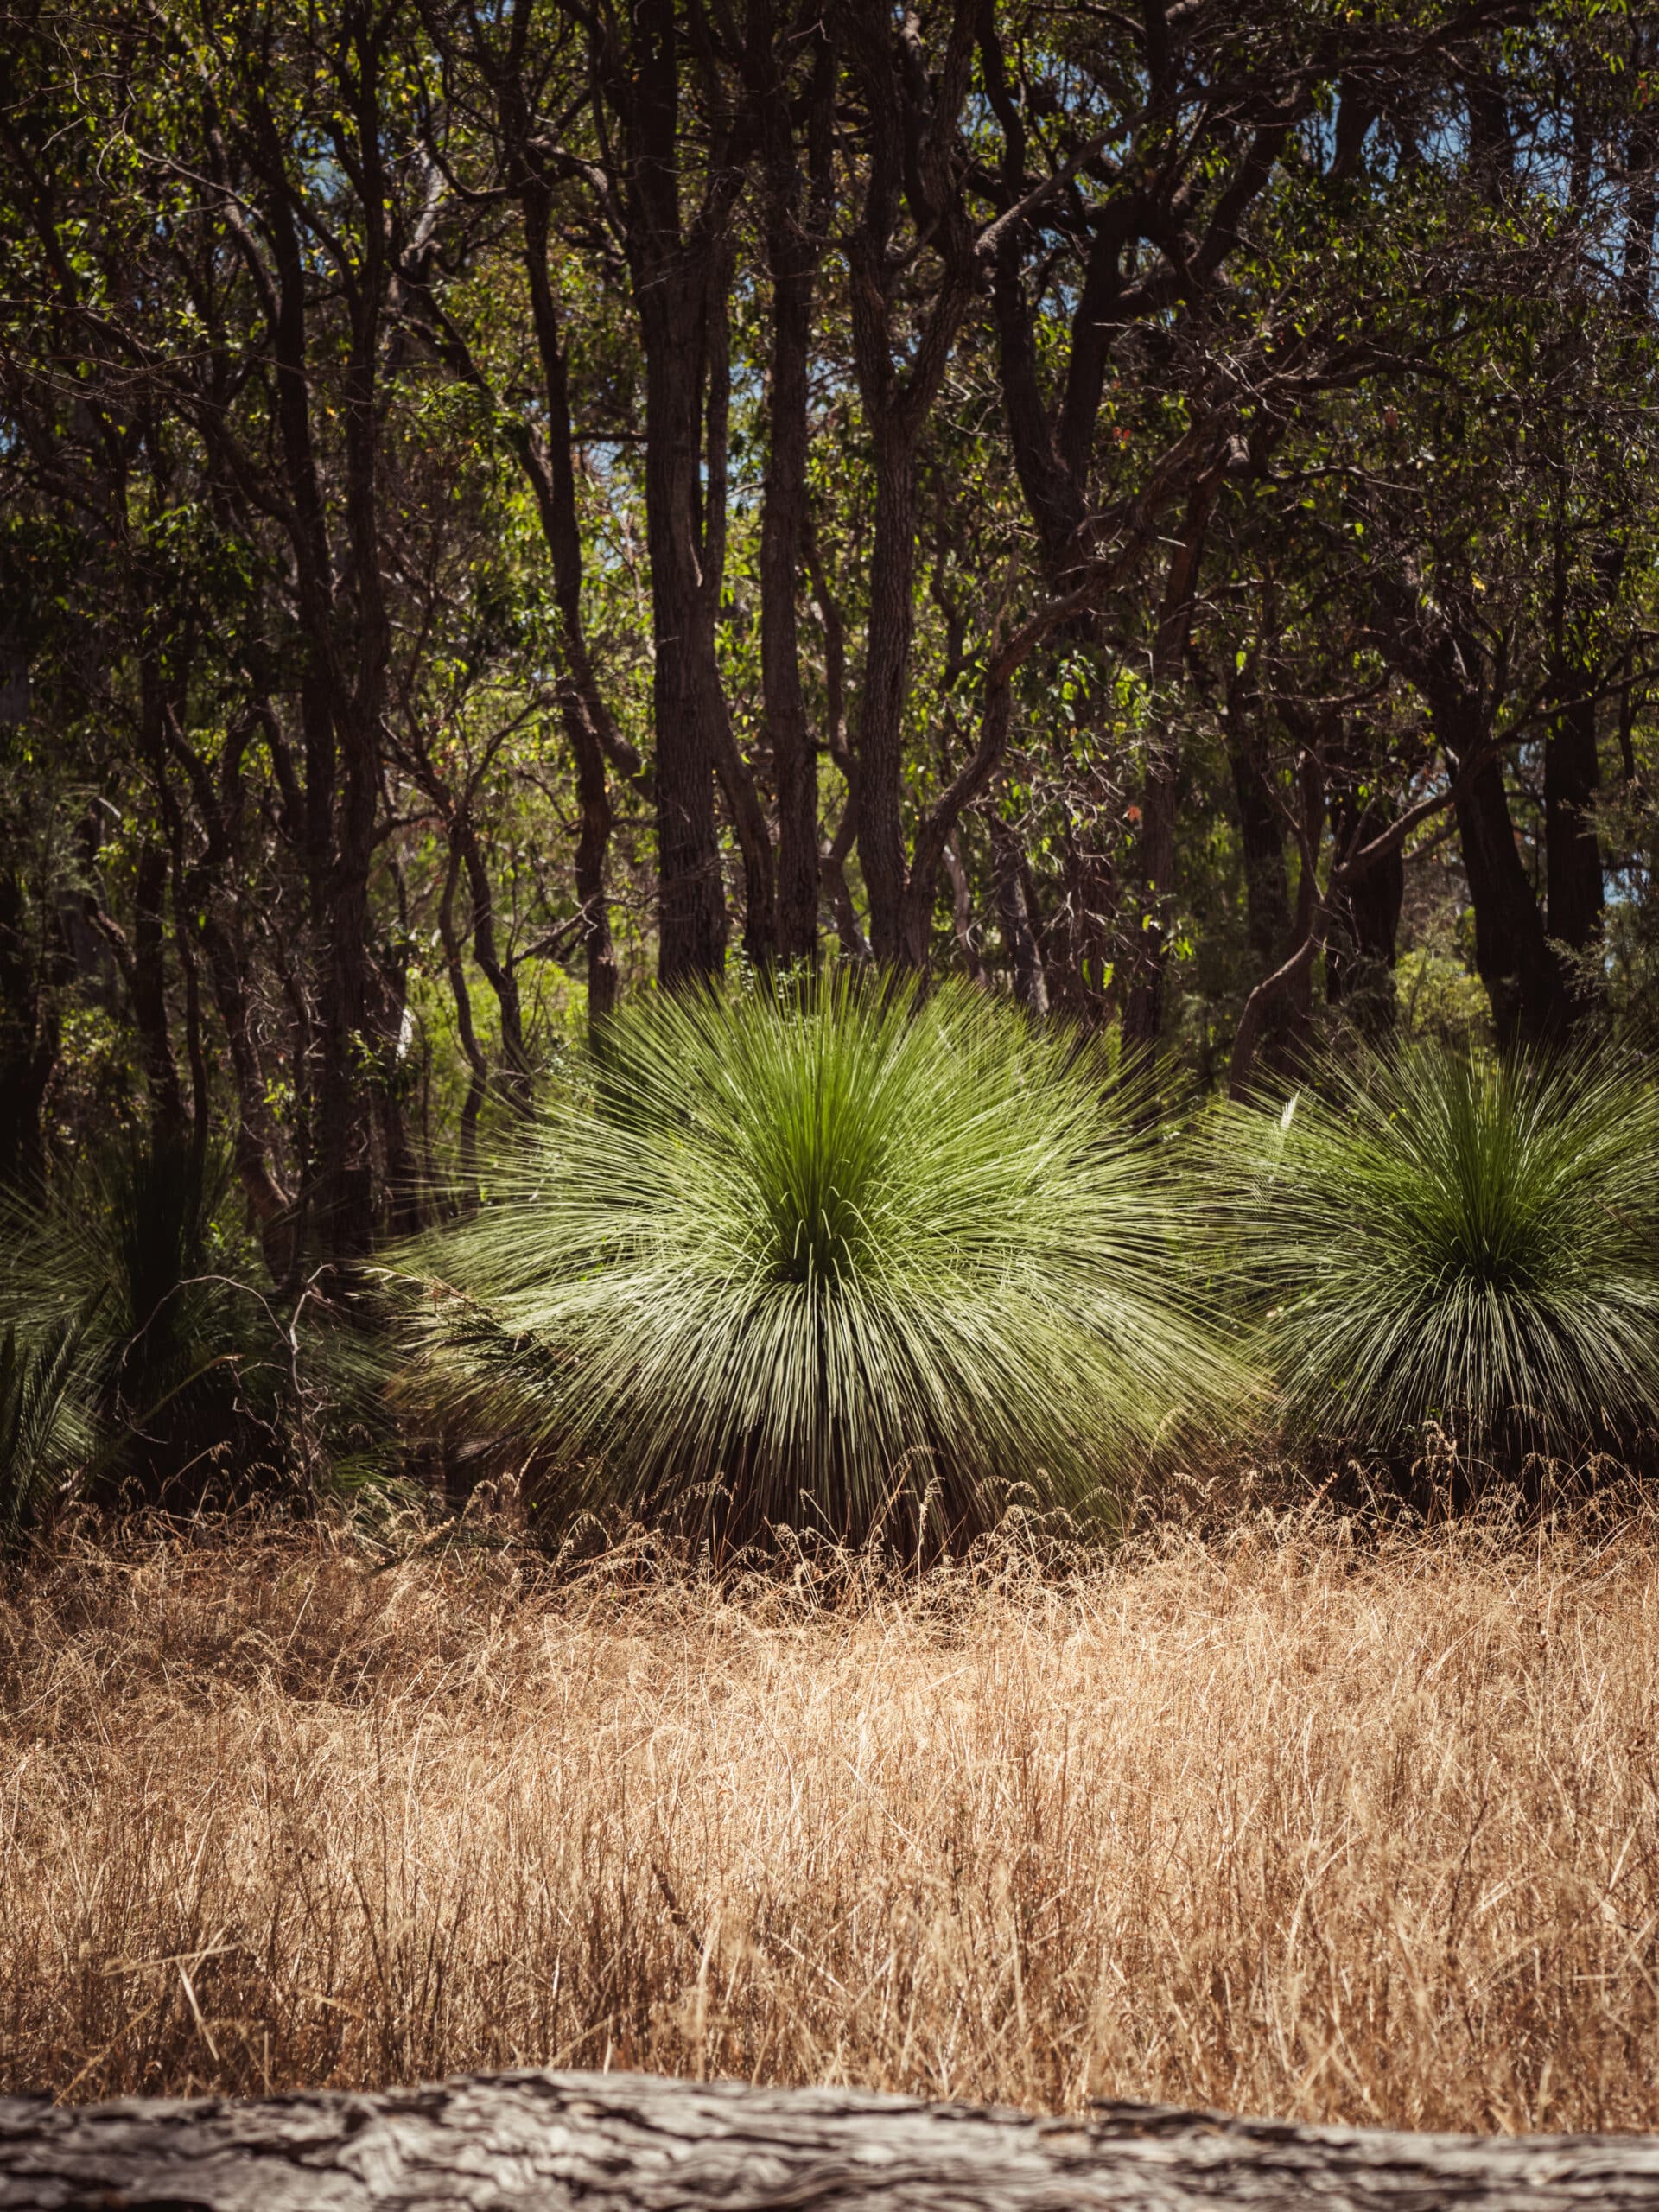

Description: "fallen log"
3 2070 1659 2211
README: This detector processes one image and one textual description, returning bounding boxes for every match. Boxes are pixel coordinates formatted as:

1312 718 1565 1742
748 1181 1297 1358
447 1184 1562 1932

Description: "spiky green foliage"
0 1130 289 1504
1235 1044 1659 1463
0 1300 98 1535
404 977 1242 1544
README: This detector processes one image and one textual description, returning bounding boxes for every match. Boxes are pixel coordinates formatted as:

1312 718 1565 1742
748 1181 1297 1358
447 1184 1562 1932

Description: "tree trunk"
1225 701 1310 1068
992 813 1049 1013
130 841 186 1135
855 435 919 963
1449 745 1568 1048
621 1 746 986
839 0 979 968
1122 470 1222 1052
1545 676 1605 979
760 160 822 968
1370 586 1568 1050
7 2072 1659 2210
1325 803 1403 1036
637 282 731 984
0 863 57 1192
515 175 625 1025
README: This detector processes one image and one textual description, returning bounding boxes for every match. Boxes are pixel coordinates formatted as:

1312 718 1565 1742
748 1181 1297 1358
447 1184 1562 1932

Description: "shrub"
0 1129 292 1508
403 977 1241 1546
1235 1042 1659 1467
0 1302 97 1537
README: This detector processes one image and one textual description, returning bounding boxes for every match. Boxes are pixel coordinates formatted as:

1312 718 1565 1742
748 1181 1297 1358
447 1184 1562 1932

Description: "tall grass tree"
401 977 1243 1547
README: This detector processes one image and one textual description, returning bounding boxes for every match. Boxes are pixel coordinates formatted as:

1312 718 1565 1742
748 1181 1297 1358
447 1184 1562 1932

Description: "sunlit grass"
5 1515 1659 2129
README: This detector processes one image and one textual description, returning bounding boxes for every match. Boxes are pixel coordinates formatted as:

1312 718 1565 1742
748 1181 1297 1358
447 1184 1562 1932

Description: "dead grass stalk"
3 1515 1658 2130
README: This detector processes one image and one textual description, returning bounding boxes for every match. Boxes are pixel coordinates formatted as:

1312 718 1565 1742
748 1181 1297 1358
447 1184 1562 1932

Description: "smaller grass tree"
1234 1043 1659 1471
0 1128 296 1512
404 976 1242 1547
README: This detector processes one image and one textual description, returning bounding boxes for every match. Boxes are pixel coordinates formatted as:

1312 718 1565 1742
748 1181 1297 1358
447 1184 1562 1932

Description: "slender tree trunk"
1325 800 1403 1034
130 842 186 1134
639 303 733 982
439 840 488 1191
1227 728 1291 969
515 177 624 1023
760 177 821 967
1122 469 1223 1051
855 435 918 963
991 814 1048 1013
839 0 978 968
0 863 57 1192
250 67 385 1262
454 817 532 1114
1449 744 1568 1046
1370 582 1569 1048
316 46 391 1263
622 1 742 985
1543 683 1604 972
1225 707 1315 1068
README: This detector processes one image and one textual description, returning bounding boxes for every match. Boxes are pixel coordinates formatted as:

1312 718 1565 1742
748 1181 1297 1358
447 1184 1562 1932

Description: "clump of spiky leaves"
401 976 1243 1548
0 1301 99 1538
1233 1043 1659 1466
0 1128 294 1508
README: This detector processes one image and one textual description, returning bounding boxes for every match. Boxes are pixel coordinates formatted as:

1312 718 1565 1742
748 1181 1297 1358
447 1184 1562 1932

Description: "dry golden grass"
3 1514 1659 2131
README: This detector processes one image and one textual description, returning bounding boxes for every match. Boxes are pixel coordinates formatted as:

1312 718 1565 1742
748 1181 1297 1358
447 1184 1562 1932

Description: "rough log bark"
4 2071 1659 2211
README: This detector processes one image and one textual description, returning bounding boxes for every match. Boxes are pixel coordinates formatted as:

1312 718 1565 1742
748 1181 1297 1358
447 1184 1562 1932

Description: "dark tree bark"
1539 444 1609 1002
991 812 1048 1013
6 2073 1659 2211
1325 723 1405 1034
1225 695 1312 1067
232 32 398 1264
438 836 488 1187
753 25 832 969
1543 682 1605 967
611 1 750 982
1229 770 1459 1098
839 0 980 964
1123 464 1226 1052
0 862 59 1192
1451 747 1569 1046
143 696 296 1278
404 0 636 1033
512 196 622 1025
1325 817 1404 1032
505 155 630 1024
129 841 187 1135
1226 688 1292 971
1369 583 1569 1047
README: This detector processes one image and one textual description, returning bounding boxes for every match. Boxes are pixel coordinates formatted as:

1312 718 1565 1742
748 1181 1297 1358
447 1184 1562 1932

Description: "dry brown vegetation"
3 1513 1659 2132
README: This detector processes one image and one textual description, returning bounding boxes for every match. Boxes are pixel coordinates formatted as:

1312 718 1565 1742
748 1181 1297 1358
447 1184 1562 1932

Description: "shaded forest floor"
3 1503 1659 2133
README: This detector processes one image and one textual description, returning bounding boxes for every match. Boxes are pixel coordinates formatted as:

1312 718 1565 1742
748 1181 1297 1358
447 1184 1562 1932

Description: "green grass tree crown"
404 976 1243 1545
1232 1042 1659 1465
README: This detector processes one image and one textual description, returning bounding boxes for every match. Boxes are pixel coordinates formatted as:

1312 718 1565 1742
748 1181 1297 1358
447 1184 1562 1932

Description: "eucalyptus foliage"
405 979 1241 1544
1236 1045 1659 1464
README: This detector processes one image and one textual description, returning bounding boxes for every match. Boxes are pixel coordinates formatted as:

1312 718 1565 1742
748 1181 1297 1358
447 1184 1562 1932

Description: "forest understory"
5 1498 1659 2135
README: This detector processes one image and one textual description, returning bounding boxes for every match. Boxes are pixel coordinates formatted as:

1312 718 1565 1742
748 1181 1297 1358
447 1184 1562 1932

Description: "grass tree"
1235 1043 1659 1471
404 977 1242 1546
